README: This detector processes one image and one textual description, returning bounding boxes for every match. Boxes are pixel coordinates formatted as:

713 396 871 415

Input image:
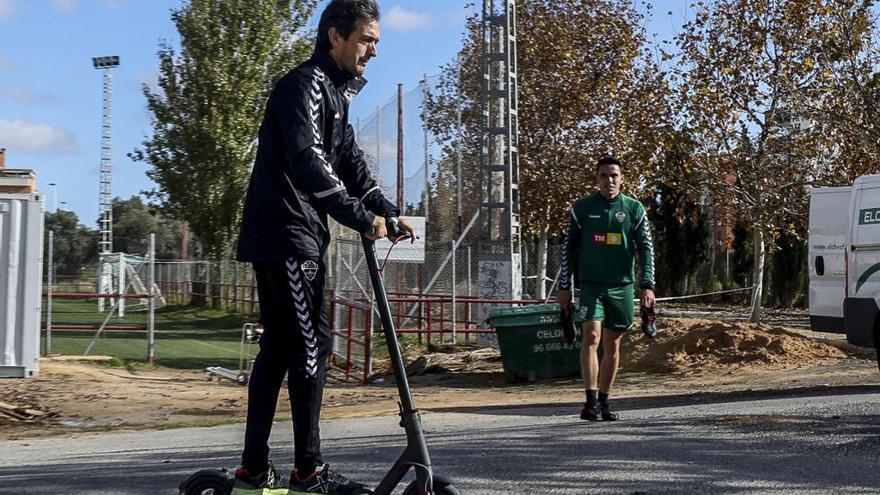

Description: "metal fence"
151 238 562 318
150 238 561 382
154 260 260 313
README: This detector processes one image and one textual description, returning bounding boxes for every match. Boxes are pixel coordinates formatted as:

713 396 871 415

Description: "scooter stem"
361 234 434 495
361 234 418 411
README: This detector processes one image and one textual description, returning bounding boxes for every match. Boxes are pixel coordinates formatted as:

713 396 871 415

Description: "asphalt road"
0 386 878 494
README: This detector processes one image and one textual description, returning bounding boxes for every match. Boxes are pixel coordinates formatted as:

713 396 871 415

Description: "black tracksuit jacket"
236 50 397 262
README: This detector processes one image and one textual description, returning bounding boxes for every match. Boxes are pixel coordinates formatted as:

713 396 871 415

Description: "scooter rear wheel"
178 468 233 495
402 475 460 495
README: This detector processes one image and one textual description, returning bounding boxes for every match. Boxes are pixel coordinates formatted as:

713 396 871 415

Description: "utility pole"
423 74 430 220
397 84 404 212
477 0 522 342
456 55 464 235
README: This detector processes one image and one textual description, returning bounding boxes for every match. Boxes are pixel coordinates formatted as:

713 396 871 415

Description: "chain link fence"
147 235 560 378
149 239 561 315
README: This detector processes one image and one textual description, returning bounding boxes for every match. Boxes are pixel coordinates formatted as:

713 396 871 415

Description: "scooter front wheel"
402 475 460 495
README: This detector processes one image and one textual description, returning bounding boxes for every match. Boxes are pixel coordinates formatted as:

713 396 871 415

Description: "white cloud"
384 5 433 33
51 0 75 14
0 86 56 104
0 0 18 21
0 119 76 155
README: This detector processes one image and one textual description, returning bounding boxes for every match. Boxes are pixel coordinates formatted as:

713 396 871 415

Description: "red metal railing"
328 295 548 382
328 297 374 382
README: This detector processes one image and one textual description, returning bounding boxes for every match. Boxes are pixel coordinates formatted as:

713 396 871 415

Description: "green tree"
44 210 98 278
647 132 711 297
110 196 189 259
647 185 707 296
154 216 190 260
132 0 317 258
112 196 158 256
767 229 808 307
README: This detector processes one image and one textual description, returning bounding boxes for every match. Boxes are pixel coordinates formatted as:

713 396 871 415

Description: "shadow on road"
424 383 880 417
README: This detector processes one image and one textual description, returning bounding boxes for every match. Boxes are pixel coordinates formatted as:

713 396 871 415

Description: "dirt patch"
0 318 876 440
624 318 850 375
403 347 502 375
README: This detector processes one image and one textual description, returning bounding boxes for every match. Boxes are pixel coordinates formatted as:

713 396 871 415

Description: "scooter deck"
230 488 288 495
231 488 371 495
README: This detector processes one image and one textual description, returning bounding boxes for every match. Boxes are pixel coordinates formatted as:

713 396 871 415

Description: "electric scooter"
179 217 458 495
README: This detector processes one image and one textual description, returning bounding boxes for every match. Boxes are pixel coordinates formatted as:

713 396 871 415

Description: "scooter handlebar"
385 216 412 241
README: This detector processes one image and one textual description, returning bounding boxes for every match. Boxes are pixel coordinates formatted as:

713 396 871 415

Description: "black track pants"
241 257 330 475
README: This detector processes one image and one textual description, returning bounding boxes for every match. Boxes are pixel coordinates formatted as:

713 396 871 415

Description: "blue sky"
0 0 685 227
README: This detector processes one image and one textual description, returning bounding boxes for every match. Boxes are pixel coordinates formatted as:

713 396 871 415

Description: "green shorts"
575 283 635 332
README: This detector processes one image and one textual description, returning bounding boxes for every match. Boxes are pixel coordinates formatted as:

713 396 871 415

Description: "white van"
809 175 880 351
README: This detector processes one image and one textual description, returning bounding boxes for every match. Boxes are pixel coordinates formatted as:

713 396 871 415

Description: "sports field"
41 298 402 371
43 298 254 370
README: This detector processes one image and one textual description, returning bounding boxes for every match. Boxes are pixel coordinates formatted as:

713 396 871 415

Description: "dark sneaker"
640 305 657 339
580 401 601 421
232 462 288 495
288 464 371 495
601 403 619 421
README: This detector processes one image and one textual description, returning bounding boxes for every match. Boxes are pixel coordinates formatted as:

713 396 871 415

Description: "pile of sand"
624 318 850 375
399 318 853 378
385 318 852 378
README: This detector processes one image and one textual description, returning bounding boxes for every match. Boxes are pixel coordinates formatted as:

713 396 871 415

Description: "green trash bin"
488 304 582 382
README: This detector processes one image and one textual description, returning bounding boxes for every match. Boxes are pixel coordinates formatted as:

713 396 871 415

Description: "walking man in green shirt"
558 155 655 421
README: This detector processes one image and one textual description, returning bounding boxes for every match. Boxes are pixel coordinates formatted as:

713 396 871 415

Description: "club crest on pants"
579 305 590 320
301 260 319 281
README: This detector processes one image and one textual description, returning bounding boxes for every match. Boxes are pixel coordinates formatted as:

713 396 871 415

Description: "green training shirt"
559 191 655 290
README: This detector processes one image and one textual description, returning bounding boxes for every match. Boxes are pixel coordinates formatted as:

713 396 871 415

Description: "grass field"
43 298 256 370
43 297 434 373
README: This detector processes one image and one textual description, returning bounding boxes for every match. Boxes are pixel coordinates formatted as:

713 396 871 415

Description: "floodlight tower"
92 55 119 255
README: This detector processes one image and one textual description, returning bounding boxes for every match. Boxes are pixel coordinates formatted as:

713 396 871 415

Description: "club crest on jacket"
301 260 319 281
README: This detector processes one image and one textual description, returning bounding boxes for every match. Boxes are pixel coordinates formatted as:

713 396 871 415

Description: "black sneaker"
232 462 288 495
580 401 601 421
288 464 371 494
641 305 657 339
601 402 619 421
